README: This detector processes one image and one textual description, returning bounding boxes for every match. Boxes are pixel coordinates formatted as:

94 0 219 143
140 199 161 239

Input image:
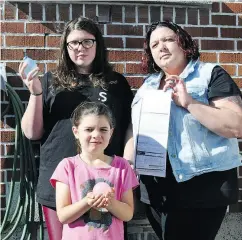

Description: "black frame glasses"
67 39 96 50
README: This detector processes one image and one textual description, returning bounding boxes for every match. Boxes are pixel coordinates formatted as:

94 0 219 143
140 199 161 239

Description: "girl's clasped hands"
86 188 115 211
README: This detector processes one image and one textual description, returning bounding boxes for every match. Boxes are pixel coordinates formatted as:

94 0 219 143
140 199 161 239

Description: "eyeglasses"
67 39 96 50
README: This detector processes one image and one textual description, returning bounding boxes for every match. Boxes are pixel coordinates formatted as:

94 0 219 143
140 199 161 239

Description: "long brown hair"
52 17 112 90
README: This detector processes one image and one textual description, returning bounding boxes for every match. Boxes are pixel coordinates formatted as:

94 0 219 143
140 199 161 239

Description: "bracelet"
30 91 43 96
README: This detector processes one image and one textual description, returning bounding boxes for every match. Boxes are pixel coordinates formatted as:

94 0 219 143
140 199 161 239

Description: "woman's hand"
19 61 42 95
163 75 193 109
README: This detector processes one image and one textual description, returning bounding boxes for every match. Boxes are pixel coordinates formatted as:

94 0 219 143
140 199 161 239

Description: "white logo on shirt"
98 92 107 102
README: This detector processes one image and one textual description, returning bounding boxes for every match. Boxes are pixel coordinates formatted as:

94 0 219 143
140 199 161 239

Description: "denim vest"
132 60 242 183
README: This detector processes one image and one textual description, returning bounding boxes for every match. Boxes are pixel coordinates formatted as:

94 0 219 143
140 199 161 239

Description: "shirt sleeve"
50 158 70 188
120 158 139 196
208 66 242 100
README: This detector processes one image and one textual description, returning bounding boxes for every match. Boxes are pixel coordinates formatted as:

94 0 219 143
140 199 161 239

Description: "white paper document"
135 90 171 177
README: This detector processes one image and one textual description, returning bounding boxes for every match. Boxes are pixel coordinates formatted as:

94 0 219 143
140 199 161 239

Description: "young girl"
50 102 139 240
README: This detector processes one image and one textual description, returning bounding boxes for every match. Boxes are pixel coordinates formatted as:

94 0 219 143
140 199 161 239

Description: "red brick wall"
1 1 242 216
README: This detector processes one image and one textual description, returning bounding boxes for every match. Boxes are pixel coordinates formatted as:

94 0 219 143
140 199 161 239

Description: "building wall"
1 0 242 238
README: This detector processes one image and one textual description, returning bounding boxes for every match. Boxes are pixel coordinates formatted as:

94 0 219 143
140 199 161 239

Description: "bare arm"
123 123 134 164
106 189 134 222
56 182 107 224
21 94 44 140
186 95 242 138
19 62 44 140
164 75 242 138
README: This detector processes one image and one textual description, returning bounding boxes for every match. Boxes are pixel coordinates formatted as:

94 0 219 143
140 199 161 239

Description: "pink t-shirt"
50 155 139 240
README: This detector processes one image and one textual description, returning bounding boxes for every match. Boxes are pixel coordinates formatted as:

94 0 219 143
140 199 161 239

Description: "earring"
153 62 160 72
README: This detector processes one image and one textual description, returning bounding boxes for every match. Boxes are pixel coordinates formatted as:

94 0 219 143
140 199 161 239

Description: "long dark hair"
143 21 200 73
53 17 112 90
71 102 115 154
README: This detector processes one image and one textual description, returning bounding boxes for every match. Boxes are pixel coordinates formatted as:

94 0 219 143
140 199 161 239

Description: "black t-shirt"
37 71 133 207
140 66 241 209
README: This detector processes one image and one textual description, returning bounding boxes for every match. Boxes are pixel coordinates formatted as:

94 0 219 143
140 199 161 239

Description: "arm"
164 75 242 138
19 62 44 140
21 94 44 140
56 181 107 224
119 73 134 163
123 123 134 164
186 95 242 138
106 189 134 222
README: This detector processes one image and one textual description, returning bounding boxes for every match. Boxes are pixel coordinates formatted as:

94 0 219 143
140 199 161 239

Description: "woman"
19 17 133 240
132 21 242 240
